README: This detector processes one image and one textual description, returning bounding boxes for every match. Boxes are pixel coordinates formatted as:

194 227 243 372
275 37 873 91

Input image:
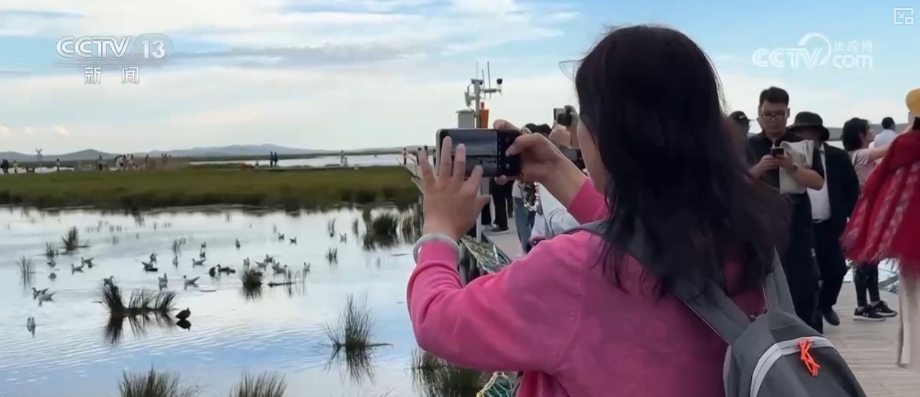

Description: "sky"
0 0 918 153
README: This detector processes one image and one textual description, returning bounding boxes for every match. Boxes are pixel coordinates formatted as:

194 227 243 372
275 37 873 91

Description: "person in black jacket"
788 111 861 327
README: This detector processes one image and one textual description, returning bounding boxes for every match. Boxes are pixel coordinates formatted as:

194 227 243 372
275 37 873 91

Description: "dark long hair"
574 25 788 297
841 118 869 152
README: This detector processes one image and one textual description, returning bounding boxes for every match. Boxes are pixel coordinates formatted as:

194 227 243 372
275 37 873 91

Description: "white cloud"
0 1 910 155
0 0 571 53
2 60 906 154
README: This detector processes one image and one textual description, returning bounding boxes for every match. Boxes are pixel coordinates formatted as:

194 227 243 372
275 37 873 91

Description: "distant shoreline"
6 149 409 168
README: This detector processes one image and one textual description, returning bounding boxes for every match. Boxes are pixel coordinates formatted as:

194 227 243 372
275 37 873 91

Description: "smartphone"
435 128 521 177
559 147 585 169
553 108 567 125
770 147 785 157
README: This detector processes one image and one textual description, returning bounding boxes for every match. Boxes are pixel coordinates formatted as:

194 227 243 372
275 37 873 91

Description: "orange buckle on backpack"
799 339 820 376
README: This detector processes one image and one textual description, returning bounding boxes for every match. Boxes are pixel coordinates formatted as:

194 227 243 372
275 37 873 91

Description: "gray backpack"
569 221 867 397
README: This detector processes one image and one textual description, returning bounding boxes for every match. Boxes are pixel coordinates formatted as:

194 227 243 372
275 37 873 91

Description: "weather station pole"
457 63 502 242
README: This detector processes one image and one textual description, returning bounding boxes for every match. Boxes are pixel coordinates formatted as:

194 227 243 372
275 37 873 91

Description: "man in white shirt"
874 117 899 148
789 113 861 326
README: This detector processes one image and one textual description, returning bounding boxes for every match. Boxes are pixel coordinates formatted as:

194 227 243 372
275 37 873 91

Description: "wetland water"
0 208 419 397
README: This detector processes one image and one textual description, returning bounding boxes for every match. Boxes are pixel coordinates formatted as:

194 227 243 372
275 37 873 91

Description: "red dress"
842 131 920 277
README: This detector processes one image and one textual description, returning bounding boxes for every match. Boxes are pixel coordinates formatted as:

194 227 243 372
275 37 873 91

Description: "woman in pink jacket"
408 25 788 397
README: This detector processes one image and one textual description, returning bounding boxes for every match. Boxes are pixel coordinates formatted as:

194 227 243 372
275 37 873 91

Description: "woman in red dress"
842 87 920 368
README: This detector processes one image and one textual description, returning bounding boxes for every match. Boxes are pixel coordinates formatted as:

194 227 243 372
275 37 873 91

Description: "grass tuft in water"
17 256 34 286
101 282 176 316
361 211 402 249
399 207 421 241
325 295 388 351
171 238 186 255
411 349 487 397
61 226 80 252
369 212 399 237
44 242 57 258
240 269 263 287
228 373 287 397
118 368 199 397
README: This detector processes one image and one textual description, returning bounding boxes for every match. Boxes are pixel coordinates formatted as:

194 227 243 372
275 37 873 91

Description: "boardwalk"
402 161 918 395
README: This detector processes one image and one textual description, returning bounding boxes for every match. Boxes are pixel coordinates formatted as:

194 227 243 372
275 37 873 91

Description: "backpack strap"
563 221 793 344
764 251 796 313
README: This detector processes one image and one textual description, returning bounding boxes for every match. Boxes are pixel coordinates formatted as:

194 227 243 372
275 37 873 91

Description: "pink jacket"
407 180 765 397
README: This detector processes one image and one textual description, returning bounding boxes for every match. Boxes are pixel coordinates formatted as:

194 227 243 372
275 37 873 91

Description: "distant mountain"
0 144 416 163
146 144 332 158
0 149 117 163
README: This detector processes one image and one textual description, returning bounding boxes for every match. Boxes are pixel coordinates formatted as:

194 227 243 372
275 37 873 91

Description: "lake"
0 207 422 397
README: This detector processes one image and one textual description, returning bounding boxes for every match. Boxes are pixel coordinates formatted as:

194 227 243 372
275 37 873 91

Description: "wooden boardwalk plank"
826 285 916 395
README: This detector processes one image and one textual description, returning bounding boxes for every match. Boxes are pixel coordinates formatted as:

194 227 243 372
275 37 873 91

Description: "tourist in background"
840 117 895 320
729 110 751 135
407 25 788 396
488 178 510 233
788 112 860 327
527 122 579 246
747 86 826 331
874 116 899 148
843 89 920 368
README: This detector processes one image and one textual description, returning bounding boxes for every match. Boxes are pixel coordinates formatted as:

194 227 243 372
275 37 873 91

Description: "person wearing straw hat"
842 87 920 369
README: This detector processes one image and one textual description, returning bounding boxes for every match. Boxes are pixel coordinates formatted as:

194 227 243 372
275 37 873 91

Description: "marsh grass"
17 256 34 286
361 212 402 249
240 269 264 300
240 269 263 287
118 368 199 397
62 226 80 252
399 208 421 241
228 373 287 397
0 167 418 210
44 242 57 258
325 295 389 352
171 238 186 255
410 349 487 397
102 282 176 317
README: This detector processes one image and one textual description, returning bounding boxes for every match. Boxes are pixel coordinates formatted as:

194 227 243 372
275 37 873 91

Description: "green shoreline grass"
0 166 419 211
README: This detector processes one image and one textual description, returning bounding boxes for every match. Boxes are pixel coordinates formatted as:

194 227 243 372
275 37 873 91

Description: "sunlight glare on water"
0 207 419 397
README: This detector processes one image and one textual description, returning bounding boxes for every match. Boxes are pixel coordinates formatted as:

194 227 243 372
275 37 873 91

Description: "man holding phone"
747 87 826 332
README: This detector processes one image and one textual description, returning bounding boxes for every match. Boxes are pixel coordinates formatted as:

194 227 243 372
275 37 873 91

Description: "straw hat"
907 87 920 117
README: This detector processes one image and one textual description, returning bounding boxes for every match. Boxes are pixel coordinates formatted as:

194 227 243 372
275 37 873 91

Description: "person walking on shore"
840 117 894 321
747 87 826 331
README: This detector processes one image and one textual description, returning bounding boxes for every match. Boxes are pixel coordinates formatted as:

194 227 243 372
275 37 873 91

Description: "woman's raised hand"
493 119 568 184
417 138 491 241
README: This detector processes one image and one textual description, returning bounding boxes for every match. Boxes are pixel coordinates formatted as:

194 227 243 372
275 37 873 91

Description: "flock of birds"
22 220 362 337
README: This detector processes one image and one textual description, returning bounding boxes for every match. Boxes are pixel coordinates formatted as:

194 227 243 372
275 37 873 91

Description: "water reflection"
410 349 488 397
326 346 376 385
104 312 176 345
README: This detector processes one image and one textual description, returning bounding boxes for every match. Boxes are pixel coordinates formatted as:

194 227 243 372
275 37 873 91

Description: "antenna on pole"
463 61 503 128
